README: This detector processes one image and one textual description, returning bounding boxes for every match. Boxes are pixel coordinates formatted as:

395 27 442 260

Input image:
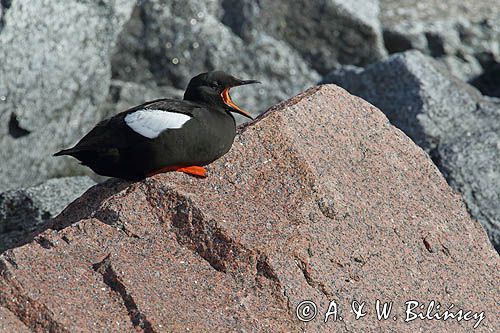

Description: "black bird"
54 71 260 179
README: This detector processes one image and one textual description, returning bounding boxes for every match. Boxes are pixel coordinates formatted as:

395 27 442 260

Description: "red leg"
175 166 207 177
146 165 207 178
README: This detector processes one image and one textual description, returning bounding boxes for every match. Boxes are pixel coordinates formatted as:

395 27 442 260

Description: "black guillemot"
54 71 260 179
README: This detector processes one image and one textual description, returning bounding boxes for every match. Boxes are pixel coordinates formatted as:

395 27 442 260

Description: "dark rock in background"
438 97 500 252
323 50 500 252
221 0 386 74
0 0 136 191
100 80 184 120
0 176 95 253
111 0 387 113
470 63 500 98
111 0 321 114
0 1 7 31
379 0 500 92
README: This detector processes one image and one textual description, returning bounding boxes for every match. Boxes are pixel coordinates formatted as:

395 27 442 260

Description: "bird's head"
183 70 260 120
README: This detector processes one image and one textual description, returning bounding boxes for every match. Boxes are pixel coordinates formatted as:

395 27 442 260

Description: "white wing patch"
125 109 192 139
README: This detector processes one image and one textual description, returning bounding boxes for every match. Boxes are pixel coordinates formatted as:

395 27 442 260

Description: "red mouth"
221 88 253 119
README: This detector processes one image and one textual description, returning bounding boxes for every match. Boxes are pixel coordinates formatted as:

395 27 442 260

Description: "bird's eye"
210 82 219 88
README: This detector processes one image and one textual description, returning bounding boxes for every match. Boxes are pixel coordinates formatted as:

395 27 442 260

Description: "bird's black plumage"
54 71 259 179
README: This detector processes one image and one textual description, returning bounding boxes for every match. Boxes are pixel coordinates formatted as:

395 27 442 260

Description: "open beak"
221 79 260 120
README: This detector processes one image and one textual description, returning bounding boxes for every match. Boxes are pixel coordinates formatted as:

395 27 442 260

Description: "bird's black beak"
238 79 261 86
221 79 260 120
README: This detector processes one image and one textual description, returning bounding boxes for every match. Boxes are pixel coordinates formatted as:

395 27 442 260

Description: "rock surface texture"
111 0 386 113
0 86 497 332
0 0 135 191
0 177 96 253
324 51 500 253
380 0 500 89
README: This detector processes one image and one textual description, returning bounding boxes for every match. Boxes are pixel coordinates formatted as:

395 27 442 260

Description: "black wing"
54 98 198 155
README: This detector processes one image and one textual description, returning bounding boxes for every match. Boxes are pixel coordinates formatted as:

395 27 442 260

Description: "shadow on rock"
1 178 133 253
49 178 134 230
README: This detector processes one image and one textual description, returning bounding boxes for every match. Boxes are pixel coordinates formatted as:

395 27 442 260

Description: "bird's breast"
151 111 236 167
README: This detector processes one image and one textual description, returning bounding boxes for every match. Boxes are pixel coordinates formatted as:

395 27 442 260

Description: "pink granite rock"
0 85 498 332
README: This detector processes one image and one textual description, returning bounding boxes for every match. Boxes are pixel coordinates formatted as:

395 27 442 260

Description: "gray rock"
323 50 500 252
0 0 135 191
0 176 96 253
0 2 5 31
101 80 184 120
0 1 10 30
438 98 500 252
470 63 500 98
380 0 500 86
111 2 317 114
221 0 387 74
111 0 386 114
